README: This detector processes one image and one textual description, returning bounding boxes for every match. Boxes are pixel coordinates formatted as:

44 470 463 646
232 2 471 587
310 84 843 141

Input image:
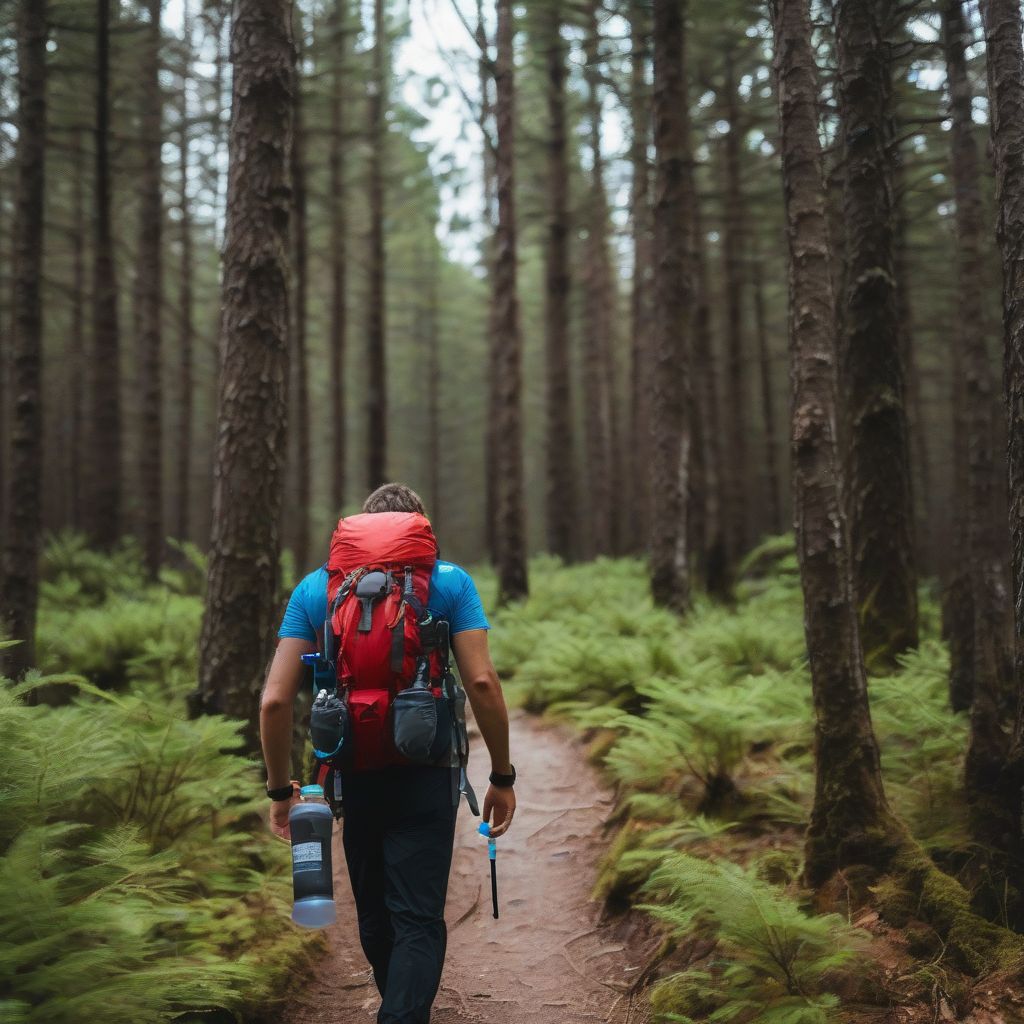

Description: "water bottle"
289 784 336 928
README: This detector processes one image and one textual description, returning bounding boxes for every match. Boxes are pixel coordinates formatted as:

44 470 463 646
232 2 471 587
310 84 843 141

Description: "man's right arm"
260 637 315 839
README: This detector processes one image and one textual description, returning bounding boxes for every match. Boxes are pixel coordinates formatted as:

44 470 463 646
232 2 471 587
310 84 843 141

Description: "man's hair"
362 482 426 515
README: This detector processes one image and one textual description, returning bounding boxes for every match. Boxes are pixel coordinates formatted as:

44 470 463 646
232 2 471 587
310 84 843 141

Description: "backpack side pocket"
310 690 350 765
392 688 440 764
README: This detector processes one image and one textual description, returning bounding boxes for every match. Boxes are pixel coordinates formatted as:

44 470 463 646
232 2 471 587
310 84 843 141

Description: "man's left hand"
482 784 516 838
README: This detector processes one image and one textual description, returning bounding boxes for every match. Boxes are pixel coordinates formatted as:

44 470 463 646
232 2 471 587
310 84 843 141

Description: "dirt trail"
281 710 653 1024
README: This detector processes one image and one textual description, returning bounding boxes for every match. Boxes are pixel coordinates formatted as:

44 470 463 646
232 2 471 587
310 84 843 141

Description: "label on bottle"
292 841 323 871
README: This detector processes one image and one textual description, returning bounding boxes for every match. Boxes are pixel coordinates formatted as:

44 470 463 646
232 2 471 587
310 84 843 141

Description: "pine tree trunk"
193 0 293 748
773 0 897 887
691 199 728 597
649 0 692 613
479 4 500 565
894 170 932 572
136 0 164 577
69 126 86 530
720 50 749 567
290 19 311 572
836 0 918 670
946 1 1014 838
628 1 653 554
944 122 975 709
0 0 47 681
327 0 347 519
753 257 783 535
581 0 616 557
679 44 707 587
0 110 6 553
366 0 387 491
979 0 1024 873
425 246 441 528
542 1 575 562
87 0 122 549
194 6 228 552
492 0 528 604
175 6 194 543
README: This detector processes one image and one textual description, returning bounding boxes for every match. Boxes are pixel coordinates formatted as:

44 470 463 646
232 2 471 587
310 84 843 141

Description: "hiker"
259 482 516 1024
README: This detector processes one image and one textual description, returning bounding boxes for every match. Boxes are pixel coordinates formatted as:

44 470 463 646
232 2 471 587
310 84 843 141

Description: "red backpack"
323 511 448 771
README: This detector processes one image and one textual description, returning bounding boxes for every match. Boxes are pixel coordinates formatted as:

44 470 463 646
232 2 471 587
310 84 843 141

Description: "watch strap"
266 782 295 801
489 765 516 789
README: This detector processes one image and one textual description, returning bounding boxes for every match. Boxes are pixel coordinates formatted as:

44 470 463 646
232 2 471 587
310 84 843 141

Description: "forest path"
279 710 654 1024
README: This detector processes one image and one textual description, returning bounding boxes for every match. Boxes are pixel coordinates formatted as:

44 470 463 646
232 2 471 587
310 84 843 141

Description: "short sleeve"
277 575 319 642
448 570 490 635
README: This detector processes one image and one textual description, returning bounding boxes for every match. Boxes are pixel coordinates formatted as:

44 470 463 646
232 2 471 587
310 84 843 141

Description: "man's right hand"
268 781 300 842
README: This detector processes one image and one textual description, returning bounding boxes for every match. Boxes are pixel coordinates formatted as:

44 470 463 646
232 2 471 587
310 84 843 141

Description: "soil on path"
280 710 654 1024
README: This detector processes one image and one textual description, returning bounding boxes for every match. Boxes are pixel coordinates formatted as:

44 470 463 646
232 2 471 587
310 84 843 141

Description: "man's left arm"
452 628 516 837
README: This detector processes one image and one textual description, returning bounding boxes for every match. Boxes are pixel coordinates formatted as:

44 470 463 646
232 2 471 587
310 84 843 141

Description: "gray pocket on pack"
393 688 438 763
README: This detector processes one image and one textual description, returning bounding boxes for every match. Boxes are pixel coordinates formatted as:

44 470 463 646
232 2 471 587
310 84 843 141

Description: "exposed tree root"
824 821 1024 976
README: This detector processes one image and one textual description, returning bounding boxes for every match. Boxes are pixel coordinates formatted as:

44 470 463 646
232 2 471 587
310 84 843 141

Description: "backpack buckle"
354 570 390 632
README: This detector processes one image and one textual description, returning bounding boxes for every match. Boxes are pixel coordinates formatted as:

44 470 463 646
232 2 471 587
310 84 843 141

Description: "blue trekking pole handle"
478 822 498 919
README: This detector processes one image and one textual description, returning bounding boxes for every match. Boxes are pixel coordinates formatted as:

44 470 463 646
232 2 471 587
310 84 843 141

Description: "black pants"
339 765 457 1024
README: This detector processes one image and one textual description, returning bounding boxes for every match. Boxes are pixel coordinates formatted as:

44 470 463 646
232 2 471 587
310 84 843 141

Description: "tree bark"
69 126 86 531
894 168 932 573
366 0 387 491
86 0 122 549
979 0 1024 875
328 0 347 519
289 15 311 572
136 0 164 577
753 256 783 535
0 0 47 681
772 0 897 887
542 0 575 562
628 0 653 554
176 3 194 543
945 1 1014 837
836 0 918 670
478 3 499 565
649 0 692 613
193 0 293 749
581 0 617 557
492 0 528 603
425 245 441 528
690 198 729 597
720 48 749 566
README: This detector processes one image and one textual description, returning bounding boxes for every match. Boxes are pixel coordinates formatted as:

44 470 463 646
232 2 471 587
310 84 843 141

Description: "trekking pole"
478 822 498 919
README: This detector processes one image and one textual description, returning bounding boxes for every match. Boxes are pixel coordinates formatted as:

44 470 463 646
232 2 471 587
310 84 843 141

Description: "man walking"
259 483 516 1024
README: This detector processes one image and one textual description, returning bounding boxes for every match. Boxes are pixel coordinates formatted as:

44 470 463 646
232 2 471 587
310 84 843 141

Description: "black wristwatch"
489 765 516 789
266 783 295 802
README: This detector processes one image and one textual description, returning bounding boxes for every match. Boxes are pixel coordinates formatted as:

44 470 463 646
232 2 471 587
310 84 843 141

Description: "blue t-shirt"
278 561 490 643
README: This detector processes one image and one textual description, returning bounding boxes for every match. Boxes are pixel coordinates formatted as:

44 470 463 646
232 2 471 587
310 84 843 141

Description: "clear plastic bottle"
289 784 337 928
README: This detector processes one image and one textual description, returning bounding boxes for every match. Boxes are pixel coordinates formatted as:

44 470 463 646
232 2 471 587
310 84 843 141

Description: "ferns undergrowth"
2 534 318 1023
487 541 973 1022
5 534 982 1022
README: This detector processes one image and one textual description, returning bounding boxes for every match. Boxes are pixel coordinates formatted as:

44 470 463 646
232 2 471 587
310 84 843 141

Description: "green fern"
0 672 317 1021
642 854 868 1024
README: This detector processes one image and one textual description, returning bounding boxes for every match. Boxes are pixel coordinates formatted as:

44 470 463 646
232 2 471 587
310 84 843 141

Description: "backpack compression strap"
433 619 479 815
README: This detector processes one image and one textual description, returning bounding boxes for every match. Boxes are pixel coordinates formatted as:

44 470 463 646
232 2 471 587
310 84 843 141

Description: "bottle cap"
300 785 324 798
